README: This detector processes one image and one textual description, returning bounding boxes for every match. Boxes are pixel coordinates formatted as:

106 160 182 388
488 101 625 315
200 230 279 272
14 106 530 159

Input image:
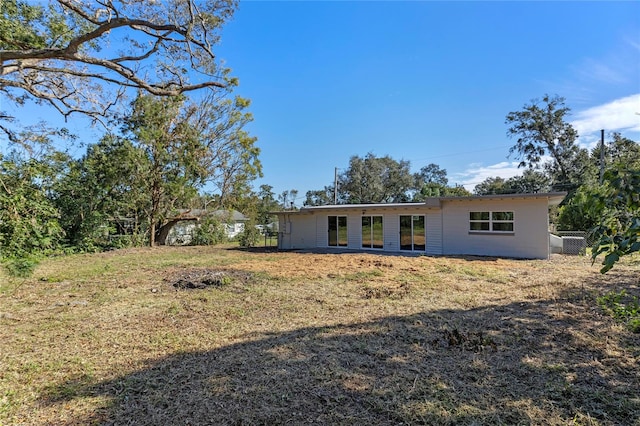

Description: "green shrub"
191 216 228 246
2 256 39 277
597 290 640 333
238 221 261 248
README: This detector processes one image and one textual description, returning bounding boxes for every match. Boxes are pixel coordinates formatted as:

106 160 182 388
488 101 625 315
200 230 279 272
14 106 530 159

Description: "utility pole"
599 129 605 184
334 167 338 204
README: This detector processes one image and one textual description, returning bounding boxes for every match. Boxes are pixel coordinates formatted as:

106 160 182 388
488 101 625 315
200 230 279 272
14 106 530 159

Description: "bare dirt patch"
168 268 257 289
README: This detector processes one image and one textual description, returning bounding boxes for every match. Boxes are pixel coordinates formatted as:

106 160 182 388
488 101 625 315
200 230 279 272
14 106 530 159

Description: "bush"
238 221 261 248
597 290 640 333
2 255 39 278
191 216 228 246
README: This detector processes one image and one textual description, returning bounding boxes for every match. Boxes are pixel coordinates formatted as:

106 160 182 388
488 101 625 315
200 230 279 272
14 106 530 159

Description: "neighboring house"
165 209 248 245
218 209 249 238
273 192 566 259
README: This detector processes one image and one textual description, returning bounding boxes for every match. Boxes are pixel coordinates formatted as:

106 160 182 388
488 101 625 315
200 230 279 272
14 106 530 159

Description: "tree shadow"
41 281 639 425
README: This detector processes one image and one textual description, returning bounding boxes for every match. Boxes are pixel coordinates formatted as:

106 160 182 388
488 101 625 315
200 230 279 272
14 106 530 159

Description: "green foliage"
597 290 640 333
0 152 65 276
256 185 280 223
191 216 228 246
0 1 47 50
339 153 414 203
505 94 587 189
1 0 239 122
415 163 448 186
52 135 150 250
124 92 260 246
304 187 335 206
238 219 261 248
2 255 39 278
474 170 551 196
556 184 606 231
590 167 640 273
473 176 508 195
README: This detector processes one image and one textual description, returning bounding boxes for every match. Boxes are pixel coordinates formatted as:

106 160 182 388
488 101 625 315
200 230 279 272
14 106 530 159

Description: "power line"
408 144 513 163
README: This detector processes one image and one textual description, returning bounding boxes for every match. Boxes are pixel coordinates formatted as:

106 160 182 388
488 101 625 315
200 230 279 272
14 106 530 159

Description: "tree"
52 134 149 249
339 153 414 204
1 0 237 133
123 91 259 246
415 163 448 186
412 163 472 200
504 169 551 193
304 187 334 207
444 185 472 197
473 170 551 196
0 151 65 275
590 133 640 179
474 176 508 195
505 94 587 190
255 184 280 224
278 189 299 209
591 167 640 273
190 94 261 209
557 134 639 231
556 184 607 231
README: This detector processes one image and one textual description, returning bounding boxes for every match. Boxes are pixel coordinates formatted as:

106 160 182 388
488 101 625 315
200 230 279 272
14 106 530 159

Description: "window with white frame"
469 211 514 233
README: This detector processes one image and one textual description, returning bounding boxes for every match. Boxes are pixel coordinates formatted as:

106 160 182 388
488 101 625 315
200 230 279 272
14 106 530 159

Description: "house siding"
426 211 443 255
316 214 326 247
383 214 399 252
275 194 560 259
278 213 317 250
441 198 549 259
347 215 360 249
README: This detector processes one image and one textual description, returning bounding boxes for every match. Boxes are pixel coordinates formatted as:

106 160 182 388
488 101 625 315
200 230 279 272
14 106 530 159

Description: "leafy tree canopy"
473 170 551 196
338 153 414 204
505 94 587 190
591 167 640 273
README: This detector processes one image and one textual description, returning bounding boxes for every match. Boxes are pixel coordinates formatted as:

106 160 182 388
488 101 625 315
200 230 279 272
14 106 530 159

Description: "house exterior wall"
278 213 317 249
440 197 549 259
383 213 399 252
426 211 443 255
276 195 555 259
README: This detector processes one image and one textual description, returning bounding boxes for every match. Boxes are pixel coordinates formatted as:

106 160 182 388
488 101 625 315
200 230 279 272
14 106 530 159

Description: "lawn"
1 246 638 425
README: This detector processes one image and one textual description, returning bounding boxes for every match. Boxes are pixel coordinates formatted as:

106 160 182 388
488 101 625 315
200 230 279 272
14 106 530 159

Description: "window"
362 216 383 249
469 211 514 233
328 216 348 247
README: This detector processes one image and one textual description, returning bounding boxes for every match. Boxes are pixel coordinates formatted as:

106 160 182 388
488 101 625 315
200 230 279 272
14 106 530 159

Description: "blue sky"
3 1 639 206
215 0 640 204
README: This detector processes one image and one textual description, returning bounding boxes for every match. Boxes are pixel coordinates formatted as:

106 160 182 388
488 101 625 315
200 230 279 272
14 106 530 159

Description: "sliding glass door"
328 216 348 247
399 215 425 251
362 216 383 249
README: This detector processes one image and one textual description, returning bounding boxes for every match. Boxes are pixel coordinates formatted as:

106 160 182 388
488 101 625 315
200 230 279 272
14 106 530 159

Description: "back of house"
273 193 566 259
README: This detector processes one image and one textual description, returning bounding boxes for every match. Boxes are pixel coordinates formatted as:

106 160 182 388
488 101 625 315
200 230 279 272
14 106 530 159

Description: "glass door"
399 215 425 251
362 216 383 249
328 216 348 247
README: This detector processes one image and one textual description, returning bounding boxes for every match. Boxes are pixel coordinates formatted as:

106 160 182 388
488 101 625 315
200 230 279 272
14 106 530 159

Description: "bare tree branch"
1 0 237 126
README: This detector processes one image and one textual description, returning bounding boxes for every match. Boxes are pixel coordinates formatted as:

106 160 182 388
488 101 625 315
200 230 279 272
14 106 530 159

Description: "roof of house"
272 192 567 215
174 209 249 221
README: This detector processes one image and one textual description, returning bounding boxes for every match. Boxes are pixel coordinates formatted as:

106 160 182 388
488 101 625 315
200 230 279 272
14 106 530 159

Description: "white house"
165 209 248 245
274 192 566 259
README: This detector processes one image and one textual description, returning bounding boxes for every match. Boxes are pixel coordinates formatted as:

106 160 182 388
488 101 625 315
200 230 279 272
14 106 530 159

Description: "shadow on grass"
42 279 639 425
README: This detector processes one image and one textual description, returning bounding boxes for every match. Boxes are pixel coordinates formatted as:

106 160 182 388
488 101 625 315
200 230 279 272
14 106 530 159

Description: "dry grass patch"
0 246 638 425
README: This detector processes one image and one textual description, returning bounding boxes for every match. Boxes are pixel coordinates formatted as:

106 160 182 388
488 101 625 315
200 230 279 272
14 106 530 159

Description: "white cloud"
572 93 640 147
453 161 523 192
